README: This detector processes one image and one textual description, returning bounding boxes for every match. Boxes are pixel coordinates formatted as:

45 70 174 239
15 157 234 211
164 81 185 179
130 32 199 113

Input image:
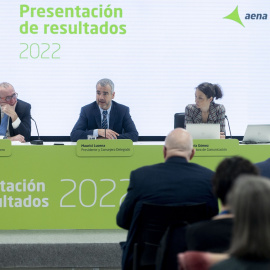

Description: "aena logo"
224 6 268 28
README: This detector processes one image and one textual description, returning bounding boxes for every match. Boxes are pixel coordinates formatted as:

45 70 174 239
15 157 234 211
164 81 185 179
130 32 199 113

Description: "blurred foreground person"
186 156 259 253
211 175 270 270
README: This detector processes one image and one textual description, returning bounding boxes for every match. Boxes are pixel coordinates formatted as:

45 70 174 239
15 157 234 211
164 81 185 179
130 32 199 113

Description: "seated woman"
211 175 270 269
185 82 226 137
186 157 259 253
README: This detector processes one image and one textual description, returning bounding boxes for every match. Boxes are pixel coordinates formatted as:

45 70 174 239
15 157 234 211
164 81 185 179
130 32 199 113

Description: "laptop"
186 123 220 139
242 125 270 144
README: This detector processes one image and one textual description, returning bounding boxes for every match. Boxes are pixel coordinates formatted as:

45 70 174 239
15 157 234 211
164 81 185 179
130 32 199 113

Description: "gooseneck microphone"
30 116 43 145
225 115 232 139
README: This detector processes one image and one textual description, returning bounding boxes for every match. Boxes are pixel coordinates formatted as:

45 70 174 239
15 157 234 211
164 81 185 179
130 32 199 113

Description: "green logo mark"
224 6 245 27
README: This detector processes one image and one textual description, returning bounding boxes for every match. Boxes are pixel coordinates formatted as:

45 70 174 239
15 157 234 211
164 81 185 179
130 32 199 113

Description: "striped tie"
0 113 8 136
101 110 108 129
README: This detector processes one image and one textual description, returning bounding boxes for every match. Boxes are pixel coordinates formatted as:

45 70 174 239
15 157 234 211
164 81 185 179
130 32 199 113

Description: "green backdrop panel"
0 139 268 229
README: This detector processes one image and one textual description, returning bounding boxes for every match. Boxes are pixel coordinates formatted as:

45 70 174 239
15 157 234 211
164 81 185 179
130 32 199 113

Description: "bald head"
0 82 14 91
163 128 195 161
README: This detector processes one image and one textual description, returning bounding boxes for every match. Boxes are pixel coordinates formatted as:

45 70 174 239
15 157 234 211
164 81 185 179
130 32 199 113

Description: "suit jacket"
255 158 270 178
185 102 226 133
116 156 218 270
70 101 138 142
0 99 31 142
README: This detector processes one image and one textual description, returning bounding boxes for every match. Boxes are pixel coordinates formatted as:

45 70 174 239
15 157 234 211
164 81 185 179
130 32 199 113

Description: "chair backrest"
174 113 185 129
133 203 209 270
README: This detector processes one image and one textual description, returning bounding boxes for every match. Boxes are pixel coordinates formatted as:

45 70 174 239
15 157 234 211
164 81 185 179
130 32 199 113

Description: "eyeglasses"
0 92 18 102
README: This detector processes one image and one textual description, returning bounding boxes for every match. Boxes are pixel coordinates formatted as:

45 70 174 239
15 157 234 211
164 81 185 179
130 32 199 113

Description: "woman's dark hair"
228 175 270 260
196 82 223 100
212 156 259 205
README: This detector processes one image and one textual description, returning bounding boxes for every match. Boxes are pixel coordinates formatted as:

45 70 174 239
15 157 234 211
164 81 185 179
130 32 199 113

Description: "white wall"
0 0 269 136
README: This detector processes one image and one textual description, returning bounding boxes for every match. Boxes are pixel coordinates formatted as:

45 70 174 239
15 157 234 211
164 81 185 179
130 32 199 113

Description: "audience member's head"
163 128 195 161
228 175 270 260
212 157 259 206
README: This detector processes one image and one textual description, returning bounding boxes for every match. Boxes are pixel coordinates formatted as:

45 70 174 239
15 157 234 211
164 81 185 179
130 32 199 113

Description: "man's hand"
98 129 119 139
1 104 18 122
8 135 25 143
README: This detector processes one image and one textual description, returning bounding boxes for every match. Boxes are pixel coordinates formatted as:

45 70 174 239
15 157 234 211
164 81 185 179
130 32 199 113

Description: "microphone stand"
225 115 232 139
30 117 43 145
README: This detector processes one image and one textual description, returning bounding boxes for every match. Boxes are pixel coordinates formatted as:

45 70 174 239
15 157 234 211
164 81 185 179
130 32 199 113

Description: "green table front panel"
0 139 269 229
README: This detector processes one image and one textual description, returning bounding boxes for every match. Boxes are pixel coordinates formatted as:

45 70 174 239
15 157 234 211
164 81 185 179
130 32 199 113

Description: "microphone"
30 116 43 145
225 115 232 139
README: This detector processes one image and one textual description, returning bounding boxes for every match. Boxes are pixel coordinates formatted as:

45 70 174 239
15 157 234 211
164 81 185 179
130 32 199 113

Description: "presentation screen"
0 0 269 137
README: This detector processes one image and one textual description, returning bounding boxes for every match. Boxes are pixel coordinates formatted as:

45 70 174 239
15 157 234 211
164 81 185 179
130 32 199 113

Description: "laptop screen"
186 123 220 139
242 125 270 143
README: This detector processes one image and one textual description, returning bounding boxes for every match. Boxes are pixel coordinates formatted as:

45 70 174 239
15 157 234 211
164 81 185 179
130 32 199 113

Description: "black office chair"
174 113 185 129
132 202 210 270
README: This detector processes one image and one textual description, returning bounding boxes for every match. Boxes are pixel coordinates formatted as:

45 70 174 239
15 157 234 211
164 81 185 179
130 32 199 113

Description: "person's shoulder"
187 219 212 232
132 162 163 175
112 100 129 110
190 162 213 173
256 158 270 166
212 103 225 111
17 99 31 107
129 163 162 186
188 163 214 181
185 104 196 110
185 104 198 116
16 99 31 111
82 101 97 110
189 218 232 232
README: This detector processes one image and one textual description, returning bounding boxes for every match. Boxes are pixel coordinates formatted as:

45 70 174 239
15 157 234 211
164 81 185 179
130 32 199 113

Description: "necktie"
101 110 108 129
0 113 8 136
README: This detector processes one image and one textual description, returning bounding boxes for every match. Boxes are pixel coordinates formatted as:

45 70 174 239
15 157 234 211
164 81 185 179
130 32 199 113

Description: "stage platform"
0 229 127 269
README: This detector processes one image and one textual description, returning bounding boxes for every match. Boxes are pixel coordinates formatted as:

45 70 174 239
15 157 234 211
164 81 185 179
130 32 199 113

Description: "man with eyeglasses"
0 82 31 142
70 78 138 142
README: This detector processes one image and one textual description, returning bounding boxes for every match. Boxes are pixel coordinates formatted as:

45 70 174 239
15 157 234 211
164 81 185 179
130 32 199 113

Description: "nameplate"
193 139 238 156
0 140 11 157
77 139 133 157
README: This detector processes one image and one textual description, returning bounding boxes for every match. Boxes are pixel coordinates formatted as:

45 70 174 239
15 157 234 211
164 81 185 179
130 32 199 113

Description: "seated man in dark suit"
0 82 31 142
255 158 270 178
70 78 138 142
116 128 218 270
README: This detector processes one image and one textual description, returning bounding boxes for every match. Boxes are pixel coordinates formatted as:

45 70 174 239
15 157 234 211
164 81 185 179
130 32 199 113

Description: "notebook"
242 125 270 144
186 123 220 139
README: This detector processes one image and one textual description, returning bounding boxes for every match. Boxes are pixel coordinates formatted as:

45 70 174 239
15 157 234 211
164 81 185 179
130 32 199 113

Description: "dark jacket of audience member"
117 128 218 270
211 175 270 269
255 158 270 178
186 157 259 253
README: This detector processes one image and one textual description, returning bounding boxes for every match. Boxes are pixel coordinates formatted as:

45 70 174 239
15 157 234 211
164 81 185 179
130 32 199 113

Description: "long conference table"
0 139 269 268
